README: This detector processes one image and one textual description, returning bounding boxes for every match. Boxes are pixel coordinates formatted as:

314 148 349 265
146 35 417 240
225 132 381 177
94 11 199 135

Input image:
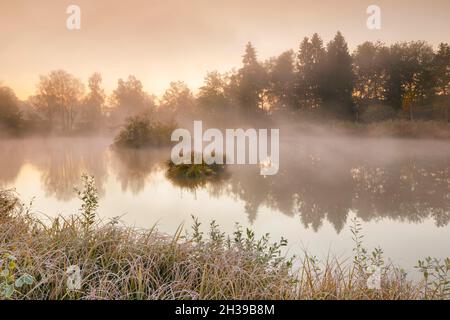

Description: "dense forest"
0 32 449 136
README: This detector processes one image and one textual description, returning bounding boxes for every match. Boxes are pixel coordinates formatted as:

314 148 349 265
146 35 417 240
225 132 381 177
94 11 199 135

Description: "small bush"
114 114 175 148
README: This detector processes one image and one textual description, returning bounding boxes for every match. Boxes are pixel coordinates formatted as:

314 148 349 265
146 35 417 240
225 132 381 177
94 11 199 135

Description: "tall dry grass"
0 177 449 300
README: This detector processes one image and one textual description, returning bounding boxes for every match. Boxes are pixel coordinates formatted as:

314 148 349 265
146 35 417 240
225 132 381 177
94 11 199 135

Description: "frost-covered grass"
0 176 448 300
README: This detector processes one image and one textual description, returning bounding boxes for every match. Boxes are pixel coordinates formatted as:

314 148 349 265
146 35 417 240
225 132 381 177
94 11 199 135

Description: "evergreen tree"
323 32 354 118
296 34 326 110
237 42 267 116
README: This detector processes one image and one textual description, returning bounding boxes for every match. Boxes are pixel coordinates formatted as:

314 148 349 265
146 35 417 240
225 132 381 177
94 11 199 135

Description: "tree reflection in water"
0 137 448 232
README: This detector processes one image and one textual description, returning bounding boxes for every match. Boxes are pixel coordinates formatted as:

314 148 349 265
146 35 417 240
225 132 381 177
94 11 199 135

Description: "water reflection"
0 138 108 200
0 137 449 232
0 139 26 187
111 147 166 194
36 143 108 201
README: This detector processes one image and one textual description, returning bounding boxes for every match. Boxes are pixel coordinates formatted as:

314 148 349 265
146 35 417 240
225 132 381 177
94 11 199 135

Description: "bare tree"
34 70 84 131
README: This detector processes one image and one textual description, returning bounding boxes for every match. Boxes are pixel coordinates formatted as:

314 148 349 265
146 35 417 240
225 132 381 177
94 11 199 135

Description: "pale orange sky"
1 0 449 100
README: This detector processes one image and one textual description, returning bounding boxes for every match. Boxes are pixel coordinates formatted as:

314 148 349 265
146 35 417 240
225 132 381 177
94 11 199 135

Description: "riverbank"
279 119 450 140
0 182 449 300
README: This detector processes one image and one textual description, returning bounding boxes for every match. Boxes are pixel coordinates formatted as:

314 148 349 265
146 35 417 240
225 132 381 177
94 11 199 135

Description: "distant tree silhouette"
197 71 229 118
432 43 450 121
296 33 326 110
110 75 155 123
267 50 296 112
386 41 434 119
433 43 450 97
0 86 22 132
80 73 105 130
34 70 84 131
160 81 195 120
1 33 449 133
353 42 389 103
322 32 354 118
237 42 267 115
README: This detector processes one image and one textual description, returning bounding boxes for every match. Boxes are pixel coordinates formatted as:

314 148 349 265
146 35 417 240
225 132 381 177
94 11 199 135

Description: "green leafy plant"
0 254 34 299
416 257 450 299
351 217 368 272
74 173 99 231
350 217 386 290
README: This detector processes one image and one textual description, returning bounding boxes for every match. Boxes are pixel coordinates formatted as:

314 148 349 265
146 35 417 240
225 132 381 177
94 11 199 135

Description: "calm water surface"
1 136 449 272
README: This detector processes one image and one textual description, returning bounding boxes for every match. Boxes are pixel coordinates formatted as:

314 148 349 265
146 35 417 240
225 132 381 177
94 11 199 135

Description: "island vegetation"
166 153 228 190
113 113 175 148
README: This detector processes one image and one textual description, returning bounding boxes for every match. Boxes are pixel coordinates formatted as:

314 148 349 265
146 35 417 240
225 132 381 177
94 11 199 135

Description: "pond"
1 136 449 273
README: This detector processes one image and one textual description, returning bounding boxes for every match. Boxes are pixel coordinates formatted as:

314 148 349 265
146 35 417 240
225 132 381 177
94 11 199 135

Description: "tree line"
0 31 449 135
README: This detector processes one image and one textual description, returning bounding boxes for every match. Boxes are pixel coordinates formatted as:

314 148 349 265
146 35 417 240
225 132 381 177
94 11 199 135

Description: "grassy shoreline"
0 177 449 300
278 119 450 140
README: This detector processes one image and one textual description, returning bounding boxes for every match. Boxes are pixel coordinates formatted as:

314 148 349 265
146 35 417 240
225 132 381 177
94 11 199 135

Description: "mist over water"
1 131 449 272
